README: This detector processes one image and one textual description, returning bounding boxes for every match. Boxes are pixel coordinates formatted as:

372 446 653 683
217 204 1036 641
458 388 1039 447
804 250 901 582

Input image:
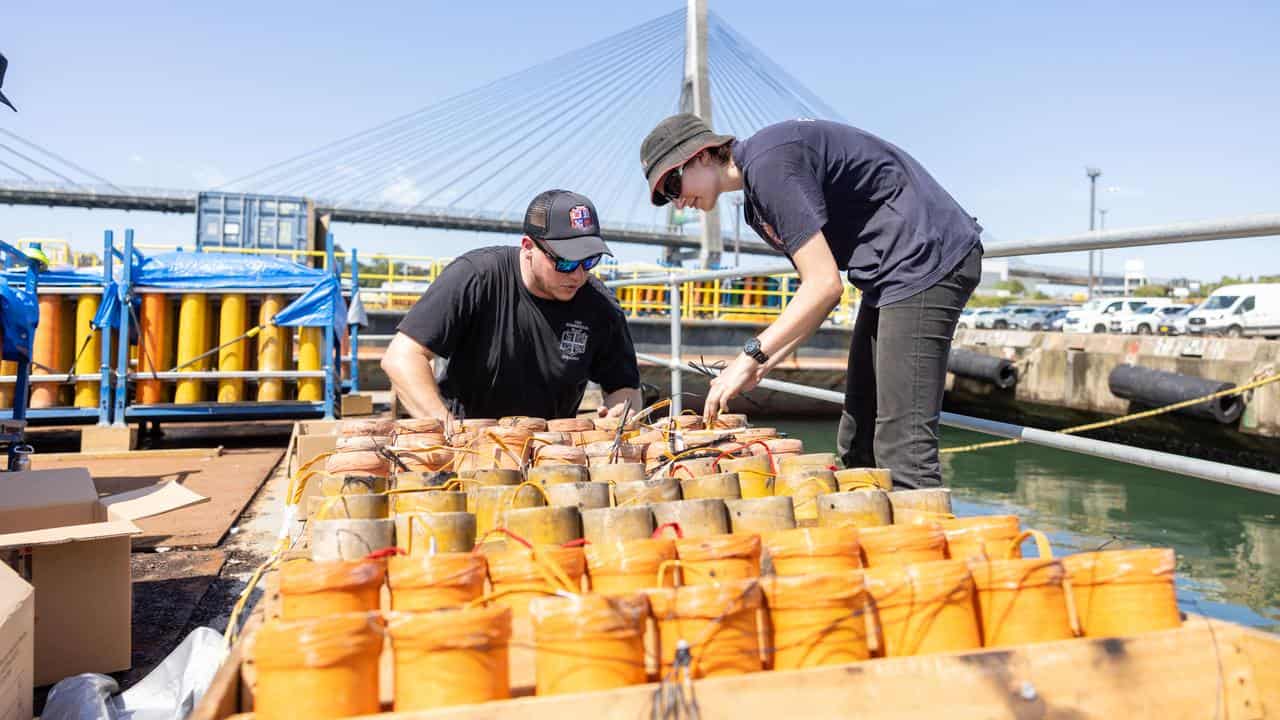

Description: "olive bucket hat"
640 113 733 206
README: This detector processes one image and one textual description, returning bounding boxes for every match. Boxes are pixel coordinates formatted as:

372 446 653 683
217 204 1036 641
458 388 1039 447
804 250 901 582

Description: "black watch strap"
743 338 769 364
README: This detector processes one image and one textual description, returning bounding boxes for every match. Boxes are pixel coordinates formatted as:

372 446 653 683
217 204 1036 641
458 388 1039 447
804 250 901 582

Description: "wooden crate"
193 613 1278 719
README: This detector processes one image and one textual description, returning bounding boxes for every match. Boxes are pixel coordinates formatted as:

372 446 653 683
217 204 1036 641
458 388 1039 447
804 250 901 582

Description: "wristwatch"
743 337 769 364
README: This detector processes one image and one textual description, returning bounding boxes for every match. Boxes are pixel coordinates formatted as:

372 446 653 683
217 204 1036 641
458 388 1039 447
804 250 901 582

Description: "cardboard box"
0 468 204 686
287 420 339 508
0 563 34 720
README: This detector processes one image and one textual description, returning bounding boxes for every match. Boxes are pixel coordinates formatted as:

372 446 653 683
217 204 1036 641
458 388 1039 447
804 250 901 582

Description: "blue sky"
2 0 1278 281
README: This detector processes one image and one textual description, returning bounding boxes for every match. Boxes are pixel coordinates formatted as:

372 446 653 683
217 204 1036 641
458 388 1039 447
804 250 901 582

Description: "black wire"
686 355 767 412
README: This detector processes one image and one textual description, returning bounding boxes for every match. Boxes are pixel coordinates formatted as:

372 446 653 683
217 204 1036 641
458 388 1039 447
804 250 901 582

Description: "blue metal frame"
322 231 336 420
348 246 361 394
0 237 113 427
110 227 349 424
0 239 40 468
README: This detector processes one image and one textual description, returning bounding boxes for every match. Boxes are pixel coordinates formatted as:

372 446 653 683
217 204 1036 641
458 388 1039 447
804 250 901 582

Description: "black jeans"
836 245 982 488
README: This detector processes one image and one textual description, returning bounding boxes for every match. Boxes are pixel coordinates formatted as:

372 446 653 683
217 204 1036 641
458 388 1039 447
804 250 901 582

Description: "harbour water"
771 418 1280 633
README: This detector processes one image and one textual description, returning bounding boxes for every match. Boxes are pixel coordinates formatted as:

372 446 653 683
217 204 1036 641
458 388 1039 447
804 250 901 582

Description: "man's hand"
702 353 765 424
599 387 643 420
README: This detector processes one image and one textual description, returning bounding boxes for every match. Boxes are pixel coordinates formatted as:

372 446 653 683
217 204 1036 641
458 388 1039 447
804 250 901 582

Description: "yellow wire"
942 371 1280 455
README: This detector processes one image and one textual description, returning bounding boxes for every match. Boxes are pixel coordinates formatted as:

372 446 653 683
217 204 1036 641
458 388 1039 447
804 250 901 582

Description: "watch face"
744 339 761 354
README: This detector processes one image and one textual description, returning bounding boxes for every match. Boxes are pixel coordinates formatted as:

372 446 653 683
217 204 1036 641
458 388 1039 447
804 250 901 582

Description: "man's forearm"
382 334 454 421
391 367 453 421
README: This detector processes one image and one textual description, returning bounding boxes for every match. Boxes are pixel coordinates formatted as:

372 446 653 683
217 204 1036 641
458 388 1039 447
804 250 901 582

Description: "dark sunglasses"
660 164 683 202
535 241 603 273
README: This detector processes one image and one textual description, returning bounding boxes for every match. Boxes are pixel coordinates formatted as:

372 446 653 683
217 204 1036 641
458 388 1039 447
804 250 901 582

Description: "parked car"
1113 303 1189 334
1045 308 1070 331
1004 306 1055 331
970 308 1004 329
1185 283 1280 338
1062 298 1149 334
957 308 978 329
1157 305 1195 335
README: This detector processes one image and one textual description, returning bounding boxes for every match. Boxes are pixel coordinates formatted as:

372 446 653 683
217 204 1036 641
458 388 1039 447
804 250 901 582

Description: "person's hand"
598 401 630 419
703 354 765 424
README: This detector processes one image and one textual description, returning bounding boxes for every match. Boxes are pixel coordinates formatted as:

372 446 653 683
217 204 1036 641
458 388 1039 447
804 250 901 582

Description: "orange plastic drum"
252 612 383 720
1063 548 1180 637
858 523 947 568
386 605 512 711
530 593 649 695
585 538 677 594
970 557 1076 647
646 579 763 678
863 560 982 657
387 552 486 611
762 526 861 576
762 572 872 670
674 533 761 584
941 515 1022 561
278 558 385 620
485 545 587 619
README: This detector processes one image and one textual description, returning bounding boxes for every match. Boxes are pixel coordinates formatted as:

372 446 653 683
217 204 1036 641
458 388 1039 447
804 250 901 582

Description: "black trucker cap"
523 190 612 261
641 113 734 206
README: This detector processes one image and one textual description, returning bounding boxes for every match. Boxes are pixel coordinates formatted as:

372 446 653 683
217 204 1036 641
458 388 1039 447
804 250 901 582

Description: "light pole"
1086 167 1101 299
733 196 743 267
1098 208 1107 294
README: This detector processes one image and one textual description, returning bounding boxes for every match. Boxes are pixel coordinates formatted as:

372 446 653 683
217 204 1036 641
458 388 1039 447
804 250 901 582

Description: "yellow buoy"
137 293 170 404
174 293 208 404
216 294 247 403
73 294 101 408
257 295 285 401
30 294 63 408
297 326 323 402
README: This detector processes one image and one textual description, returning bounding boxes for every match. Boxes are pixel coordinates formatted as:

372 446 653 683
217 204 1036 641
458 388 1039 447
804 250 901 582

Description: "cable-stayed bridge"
0 6 838 259
0 2 1161 286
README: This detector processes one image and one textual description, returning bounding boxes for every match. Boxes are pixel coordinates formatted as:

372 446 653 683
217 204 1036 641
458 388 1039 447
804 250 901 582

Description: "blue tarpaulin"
0 265 106 287
272 275 347 331
129 253 346 330
131 252 328 290
0 277 38 361
92 282 121 330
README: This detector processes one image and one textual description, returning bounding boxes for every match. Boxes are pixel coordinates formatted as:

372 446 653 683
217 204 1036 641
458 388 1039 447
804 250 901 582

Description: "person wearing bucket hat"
383 189 642 422
642 115 983 489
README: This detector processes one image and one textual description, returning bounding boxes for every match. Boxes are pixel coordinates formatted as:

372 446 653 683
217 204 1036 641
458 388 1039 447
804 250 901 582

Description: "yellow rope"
941 370 1280 455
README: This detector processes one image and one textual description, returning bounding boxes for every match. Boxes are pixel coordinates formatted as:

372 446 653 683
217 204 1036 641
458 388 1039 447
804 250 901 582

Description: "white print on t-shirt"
559 321 589 360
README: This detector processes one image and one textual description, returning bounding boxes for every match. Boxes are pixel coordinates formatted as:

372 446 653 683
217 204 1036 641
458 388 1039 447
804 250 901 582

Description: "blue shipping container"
196 191 312 252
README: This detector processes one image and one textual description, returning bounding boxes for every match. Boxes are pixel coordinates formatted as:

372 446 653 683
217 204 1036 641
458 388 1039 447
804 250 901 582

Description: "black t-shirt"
396 246 640 419
733 119 982 307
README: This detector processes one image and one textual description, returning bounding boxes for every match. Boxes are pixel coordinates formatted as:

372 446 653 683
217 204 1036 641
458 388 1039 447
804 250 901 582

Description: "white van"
1185 283 1280 338
1062 297 1149 334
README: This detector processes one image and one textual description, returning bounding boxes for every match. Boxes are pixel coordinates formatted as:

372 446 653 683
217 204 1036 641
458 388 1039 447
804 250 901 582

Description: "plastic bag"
42 626 226 720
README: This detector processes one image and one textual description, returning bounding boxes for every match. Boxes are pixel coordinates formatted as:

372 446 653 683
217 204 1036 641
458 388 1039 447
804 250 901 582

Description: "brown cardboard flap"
0 519 140 550
0 468 99 533
102 481 209 521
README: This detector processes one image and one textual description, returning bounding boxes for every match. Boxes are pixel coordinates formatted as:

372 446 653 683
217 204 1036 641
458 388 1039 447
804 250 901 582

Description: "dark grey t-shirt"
396 246 640 419
734 119 982 307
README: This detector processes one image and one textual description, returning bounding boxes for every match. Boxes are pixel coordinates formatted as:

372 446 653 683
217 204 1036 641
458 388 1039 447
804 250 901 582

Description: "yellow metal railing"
58 244 861 324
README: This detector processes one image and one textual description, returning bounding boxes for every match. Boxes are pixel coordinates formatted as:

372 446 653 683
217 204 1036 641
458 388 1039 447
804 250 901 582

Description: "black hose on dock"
948 349 1018 389
1108 364 1245 424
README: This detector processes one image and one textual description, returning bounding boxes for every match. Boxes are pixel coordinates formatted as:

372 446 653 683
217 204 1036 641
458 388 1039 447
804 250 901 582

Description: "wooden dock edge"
193 615 1278 719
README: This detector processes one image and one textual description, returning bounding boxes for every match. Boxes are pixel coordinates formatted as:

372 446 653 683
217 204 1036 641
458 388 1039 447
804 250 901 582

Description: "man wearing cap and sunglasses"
383 190 642 422
641 115 982 489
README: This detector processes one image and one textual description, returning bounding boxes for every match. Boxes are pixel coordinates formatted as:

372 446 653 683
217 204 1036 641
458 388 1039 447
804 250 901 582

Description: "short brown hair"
704 140 734 165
